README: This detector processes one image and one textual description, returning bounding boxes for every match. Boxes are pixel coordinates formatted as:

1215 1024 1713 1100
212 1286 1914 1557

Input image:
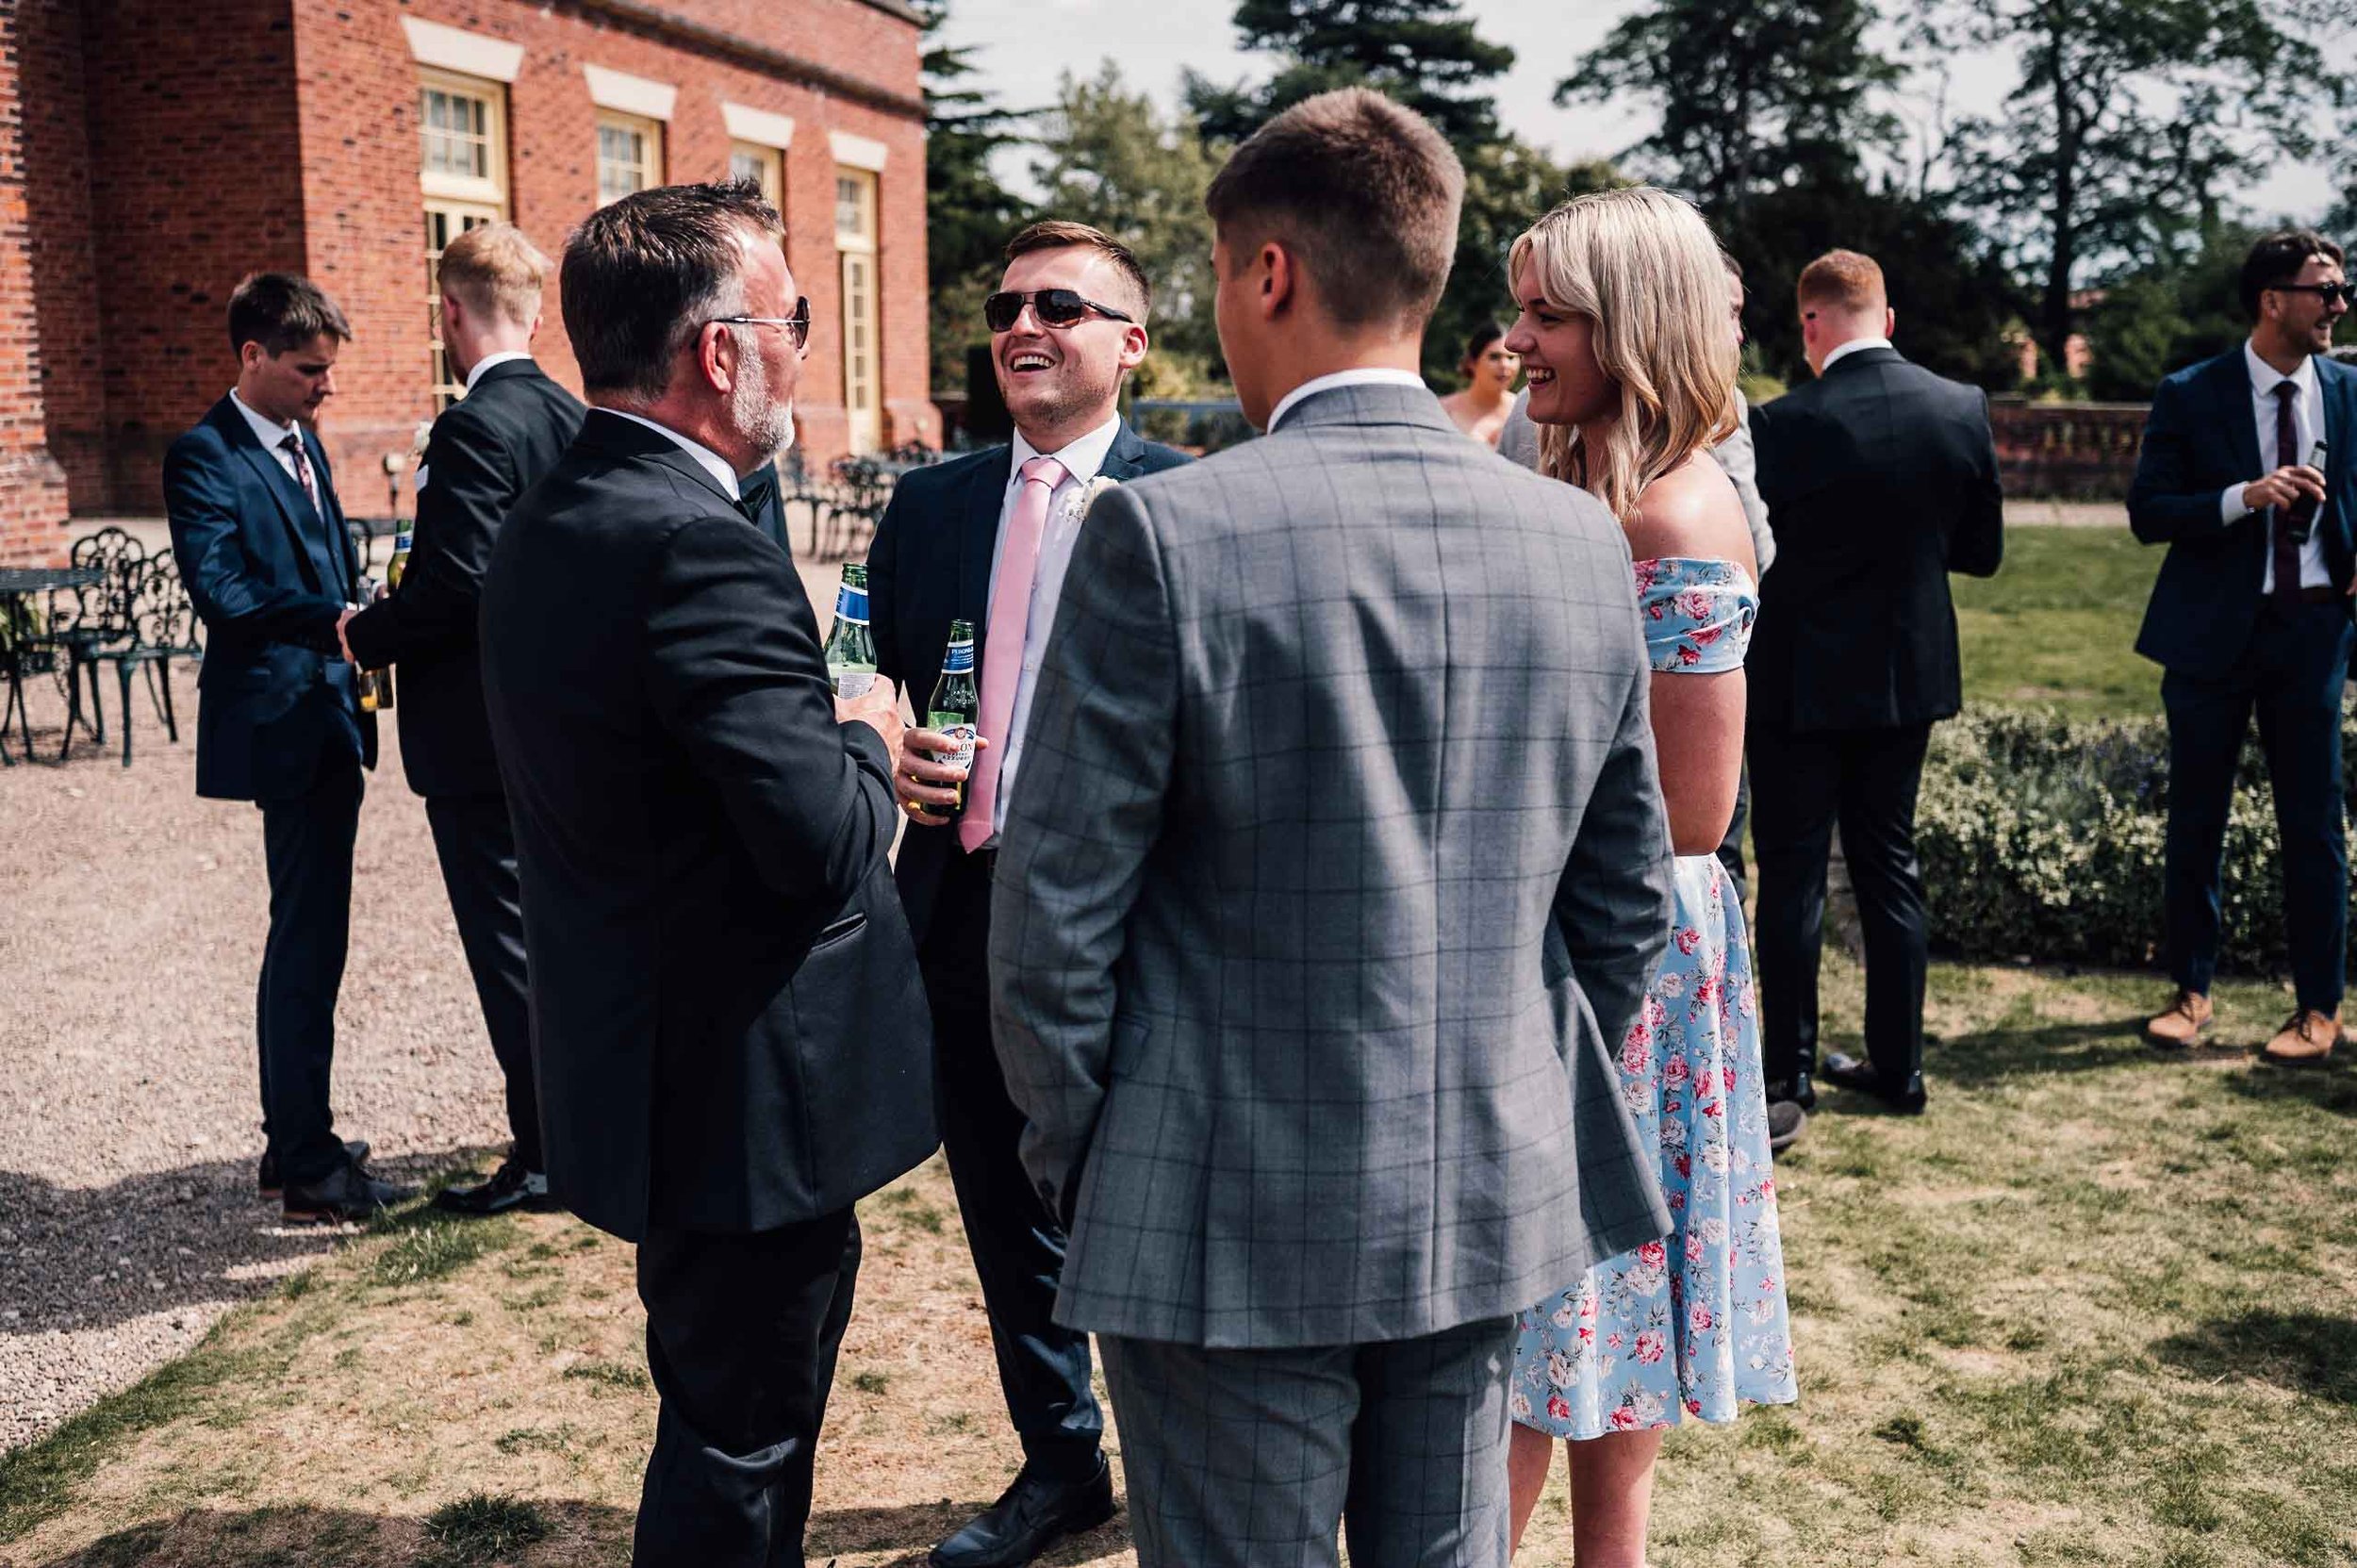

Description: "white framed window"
730 141 783 209
598 113 663 206
424 202 502 409
835 167 881 454
418 67 506 207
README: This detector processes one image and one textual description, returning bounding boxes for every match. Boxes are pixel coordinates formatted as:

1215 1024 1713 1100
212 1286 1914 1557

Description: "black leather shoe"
1821 1051 1927 1114
282 1156 420 1224
1766 1098 1807 1153
434 1157 557 1217
259 1140 370 1198
929 1456 1116 1568
1765 1071 1816 1112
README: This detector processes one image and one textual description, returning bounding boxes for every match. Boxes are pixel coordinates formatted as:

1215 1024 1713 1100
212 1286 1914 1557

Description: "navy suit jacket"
343 359 585 797
165 397 374 801
2129 348 2357 678
866 421 1191 950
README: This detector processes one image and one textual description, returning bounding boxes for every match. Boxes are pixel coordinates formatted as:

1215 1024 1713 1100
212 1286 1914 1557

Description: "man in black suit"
1747 248 2003 1116
2131 230 2353 1065
167 273 413 1224
479 182 935 1568
868 220 1187 1568
342 223 585 1215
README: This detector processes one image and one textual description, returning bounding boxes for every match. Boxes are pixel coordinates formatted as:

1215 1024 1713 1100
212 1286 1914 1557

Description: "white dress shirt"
601 407 741 500
2220 339 2330 593
1265 366 1430 432
979 414 1125 842
464 350 533 390
1819 336 1893 373
229 388 307 486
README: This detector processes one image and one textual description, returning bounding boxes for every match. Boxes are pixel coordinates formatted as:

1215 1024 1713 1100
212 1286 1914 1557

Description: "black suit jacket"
165 397 375 801
2128 348 2357 678
1747 346 2003 733
479 409 936 1242
866 421 1192 950
344 358 585 797
737 460 790 555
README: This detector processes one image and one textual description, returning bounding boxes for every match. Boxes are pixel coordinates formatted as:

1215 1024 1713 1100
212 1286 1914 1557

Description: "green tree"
1918 0 2348 377
1030 63 1222 393
1559 0 1902 220
916 0 1033 392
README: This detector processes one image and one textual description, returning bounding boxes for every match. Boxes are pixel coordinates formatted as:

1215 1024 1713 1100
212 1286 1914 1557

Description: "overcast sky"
938 0 2346 222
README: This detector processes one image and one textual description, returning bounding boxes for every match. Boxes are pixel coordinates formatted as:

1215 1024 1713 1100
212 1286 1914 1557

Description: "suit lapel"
957 446 1014 631
223 417 337 600
2216 352 2263 486
1099 419 1148 481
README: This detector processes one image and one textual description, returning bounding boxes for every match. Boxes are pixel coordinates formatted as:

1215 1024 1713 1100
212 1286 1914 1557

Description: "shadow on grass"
1931 1016 2154 1087
2151 1309 2357 1406
808 1499 1130 1566
2222 1061 2357 1115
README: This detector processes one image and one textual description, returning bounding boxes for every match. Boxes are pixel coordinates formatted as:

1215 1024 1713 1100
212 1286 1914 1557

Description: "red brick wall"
294 0 932 516
0 3 80 567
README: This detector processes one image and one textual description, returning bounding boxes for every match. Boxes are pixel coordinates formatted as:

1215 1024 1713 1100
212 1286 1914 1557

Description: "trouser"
920 848 1103 1479
423 793 539 1170
1099 1317 1516 1568
633 1209 861 1568
1749 719 1932 1090
2161 598 2351 1012
255 755 363 1185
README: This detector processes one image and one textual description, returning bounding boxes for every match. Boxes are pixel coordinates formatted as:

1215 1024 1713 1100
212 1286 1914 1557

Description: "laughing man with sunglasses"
2132 228 2356 1065
863 222 1192 1568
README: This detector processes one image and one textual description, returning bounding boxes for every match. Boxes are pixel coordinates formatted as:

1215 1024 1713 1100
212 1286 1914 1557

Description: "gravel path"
0 551 847 1452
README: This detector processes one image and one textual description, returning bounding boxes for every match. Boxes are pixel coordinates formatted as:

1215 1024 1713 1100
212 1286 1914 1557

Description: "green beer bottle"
354 572 393 713
823 562 878 699
387 520 413 592
921 618 980 818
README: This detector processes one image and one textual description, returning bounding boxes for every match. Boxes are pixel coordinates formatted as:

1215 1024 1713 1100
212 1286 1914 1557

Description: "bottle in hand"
919 618 979 819
824 562 878 698
354 573 393 713
2288 439 2329 542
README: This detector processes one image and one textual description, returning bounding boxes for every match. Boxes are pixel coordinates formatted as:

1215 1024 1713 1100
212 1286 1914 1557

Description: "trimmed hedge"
1918 707 2357 976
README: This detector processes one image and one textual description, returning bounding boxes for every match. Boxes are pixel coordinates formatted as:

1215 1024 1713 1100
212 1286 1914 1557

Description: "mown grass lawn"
5 952 2352 1568
1955 524 2163 719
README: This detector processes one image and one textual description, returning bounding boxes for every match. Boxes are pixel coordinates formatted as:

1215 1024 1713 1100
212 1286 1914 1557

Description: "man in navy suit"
342 224 585 1216
2133 230 2354 1064
167 272 413 1223
867 221 1188 1568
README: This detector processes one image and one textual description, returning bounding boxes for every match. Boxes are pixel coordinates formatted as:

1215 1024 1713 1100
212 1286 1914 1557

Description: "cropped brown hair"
1796 249 1886 315
1204 87 1464 332
226 272 350 355
1005 220 1152 320
561 180 784 401
439 223 552 325
2240 229 2345 319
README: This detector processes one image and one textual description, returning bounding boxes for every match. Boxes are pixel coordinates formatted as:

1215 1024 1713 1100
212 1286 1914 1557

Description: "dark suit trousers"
423 794 539 1170
1750 720 1933 1088
2162 599 2351 1011
634 1209 860 1568
255 756 364 1185
920 847 1103 1478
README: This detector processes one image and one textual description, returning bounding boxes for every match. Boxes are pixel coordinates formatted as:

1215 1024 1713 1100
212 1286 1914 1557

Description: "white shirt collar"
464 351 534 391
1009 414 1123 489
2244 338 2318 400
228 388 300 451
1820 337 1894 372
1266 367 1430 432
600 407 741 500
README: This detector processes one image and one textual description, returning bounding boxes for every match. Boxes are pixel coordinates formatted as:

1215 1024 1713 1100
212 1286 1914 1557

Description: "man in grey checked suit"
989 89 1674 1567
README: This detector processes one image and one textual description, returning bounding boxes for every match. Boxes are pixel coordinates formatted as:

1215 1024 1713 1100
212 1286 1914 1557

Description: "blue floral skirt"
1511 854 1797 1438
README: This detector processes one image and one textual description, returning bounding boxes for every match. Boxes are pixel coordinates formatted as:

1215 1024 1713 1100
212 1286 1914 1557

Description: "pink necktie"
962 454 1064 851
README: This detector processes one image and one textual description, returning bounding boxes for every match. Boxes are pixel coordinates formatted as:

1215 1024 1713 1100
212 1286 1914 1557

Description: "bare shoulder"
1627 454 1754 573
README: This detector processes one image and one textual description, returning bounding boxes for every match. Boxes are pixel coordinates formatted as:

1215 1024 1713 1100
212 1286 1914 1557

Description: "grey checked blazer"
989 382 1675 1350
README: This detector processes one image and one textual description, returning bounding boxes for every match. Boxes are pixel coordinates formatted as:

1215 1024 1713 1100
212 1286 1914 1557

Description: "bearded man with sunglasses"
2133 229 2355 1064
481 181 934 1567
865 220 1188 1568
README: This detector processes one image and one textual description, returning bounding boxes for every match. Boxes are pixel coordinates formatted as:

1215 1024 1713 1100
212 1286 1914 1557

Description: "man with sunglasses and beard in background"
2133 229 2355 1065
865 221 1189 1568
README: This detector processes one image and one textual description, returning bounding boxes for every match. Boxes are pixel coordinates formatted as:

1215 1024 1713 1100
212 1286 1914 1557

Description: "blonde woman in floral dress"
1499 187 1797 1566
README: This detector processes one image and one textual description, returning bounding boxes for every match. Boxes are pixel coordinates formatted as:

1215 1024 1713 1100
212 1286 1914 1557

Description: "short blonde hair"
1508 188 1739 523
1796 248 1886 315
438 223 551 325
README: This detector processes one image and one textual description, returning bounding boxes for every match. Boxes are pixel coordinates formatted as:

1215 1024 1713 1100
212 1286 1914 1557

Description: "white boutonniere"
1065 473 1121 525
409 419 434 460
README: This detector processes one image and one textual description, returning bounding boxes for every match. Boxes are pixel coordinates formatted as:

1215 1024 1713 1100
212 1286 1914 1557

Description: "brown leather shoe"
2145 991 2212 1048
2261 1009 2342 1065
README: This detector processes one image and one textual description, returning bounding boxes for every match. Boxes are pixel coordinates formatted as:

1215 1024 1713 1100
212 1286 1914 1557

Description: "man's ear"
1883 305 1896 339
698 322 733 393
1261 241 1294 319
526 308 543 344
1118 322 1149 373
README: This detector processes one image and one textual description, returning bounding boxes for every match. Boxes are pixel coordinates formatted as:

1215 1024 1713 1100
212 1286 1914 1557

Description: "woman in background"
1439 321 1520 447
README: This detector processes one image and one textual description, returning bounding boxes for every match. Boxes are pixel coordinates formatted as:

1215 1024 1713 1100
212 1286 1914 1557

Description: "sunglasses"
710 296 812 351
984 289 1135 333
2272 283 2356 307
